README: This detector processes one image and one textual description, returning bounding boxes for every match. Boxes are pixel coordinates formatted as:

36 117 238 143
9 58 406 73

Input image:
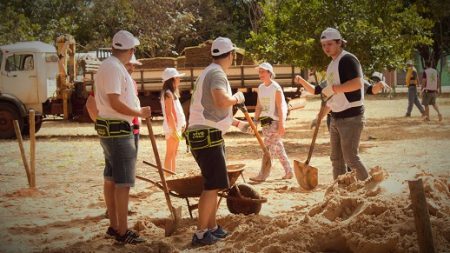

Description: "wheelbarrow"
137 164 267 219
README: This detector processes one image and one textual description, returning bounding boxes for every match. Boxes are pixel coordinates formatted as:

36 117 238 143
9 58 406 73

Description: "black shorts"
191 143 229 190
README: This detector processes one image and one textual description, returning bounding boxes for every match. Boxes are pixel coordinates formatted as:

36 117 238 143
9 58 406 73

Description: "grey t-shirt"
189 66 231 130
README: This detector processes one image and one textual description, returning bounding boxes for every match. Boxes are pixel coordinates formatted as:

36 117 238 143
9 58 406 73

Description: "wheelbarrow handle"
145 118 178 219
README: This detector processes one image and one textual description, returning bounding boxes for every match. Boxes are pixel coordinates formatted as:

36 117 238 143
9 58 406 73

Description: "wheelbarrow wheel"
226 183 263 215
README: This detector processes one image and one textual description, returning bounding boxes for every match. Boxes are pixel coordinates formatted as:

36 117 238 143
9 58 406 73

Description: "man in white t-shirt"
421 62 443 121
94 30 151 244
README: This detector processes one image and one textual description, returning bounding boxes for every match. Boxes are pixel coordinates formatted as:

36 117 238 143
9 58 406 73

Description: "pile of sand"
186 167 450 253
48 167 450 253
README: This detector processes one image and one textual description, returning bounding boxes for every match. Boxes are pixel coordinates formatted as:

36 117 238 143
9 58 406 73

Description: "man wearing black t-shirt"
295 28 369 181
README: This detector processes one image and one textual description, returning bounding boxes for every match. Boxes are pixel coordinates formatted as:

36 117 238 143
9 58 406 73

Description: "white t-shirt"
161 90 186 134
257 81 287 121
424 68 438 91
94 56 140 123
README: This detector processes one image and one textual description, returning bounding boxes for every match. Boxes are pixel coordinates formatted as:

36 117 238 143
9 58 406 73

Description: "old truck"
0 35 87 139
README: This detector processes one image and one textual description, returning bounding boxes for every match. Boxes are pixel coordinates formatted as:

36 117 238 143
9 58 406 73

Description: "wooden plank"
13 120 31 186
29 110 36 188
408 179 436 253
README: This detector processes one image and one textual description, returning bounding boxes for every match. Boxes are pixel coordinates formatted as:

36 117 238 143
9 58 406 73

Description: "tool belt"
184 128 223 151
260 116 274 127
95 118 132 137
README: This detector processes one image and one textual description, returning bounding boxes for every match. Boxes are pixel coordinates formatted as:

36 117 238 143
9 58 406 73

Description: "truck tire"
22 114 43 136
0 102 24 139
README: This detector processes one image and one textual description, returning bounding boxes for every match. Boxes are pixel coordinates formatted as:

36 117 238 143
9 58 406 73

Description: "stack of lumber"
137 57 177 69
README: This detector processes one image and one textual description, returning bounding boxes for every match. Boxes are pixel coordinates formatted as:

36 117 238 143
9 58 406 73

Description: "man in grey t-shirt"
186 37 251 246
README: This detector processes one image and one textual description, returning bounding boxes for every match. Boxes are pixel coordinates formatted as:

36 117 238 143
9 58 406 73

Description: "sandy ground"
0 95 450 253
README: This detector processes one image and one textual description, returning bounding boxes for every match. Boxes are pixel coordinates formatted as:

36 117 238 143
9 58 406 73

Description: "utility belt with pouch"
184 128 223 151
95 118 132 138
260 116 274 127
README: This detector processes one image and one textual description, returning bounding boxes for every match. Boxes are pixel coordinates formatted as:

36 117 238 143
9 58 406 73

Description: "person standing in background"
421 62 443 121
405 60 425 117
161 67 187 175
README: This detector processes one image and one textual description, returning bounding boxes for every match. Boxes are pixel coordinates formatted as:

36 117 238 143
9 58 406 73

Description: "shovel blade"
293 160 318 190
261 152 272 175
164 206 182 236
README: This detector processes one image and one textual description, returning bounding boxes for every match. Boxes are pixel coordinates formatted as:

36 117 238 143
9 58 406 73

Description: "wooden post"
408 179 436 253
29 110 36 188
13 120 32 186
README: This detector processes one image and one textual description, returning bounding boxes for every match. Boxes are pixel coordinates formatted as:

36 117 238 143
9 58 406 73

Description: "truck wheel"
22 115 43 136
0 102 24 139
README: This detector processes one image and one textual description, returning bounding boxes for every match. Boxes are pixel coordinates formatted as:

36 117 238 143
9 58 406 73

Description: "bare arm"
295 75 316 94
275 91 285 135
85 95 98 121
108 94 151 118
254 97 262 121
211 88 238 108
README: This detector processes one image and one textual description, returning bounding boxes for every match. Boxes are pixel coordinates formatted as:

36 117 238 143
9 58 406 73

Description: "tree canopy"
0 0 447 73
246 0 437 74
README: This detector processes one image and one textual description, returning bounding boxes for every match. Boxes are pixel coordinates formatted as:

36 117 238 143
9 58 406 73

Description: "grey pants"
406 86 424 116
329 114 368 181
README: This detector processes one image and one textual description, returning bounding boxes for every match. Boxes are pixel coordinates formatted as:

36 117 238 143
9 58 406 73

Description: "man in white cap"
94 30 150 244
186 36 251 246
295 27 369 181
405 60 425 117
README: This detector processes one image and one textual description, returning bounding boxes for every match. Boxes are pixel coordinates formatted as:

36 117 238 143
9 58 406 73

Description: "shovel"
145 118 181 236
236 103 272 181
293 99 327 190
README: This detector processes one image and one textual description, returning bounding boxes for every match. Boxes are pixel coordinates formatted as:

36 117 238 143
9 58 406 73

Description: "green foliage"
246 0 434 74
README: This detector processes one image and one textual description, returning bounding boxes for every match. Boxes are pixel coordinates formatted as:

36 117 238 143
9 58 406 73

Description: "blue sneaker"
191 231 219 246
210 225 228 238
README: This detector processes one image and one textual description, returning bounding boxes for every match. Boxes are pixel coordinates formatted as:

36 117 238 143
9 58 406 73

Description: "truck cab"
0 41 58 138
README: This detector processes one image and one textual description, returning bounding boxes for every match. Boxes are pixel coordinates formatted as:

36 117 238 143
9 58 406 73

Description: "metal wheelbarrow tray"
139 164 267 218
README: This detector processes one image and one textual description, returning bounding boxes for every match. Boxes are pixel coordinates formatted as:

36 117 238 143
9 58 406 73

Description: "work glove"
321 85 335 98
237 121 254 134
233 91 245 104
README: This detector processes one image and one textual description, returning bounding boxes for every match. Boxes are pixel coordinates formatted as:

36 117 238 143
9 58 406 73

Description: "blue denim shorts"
100 134 137 187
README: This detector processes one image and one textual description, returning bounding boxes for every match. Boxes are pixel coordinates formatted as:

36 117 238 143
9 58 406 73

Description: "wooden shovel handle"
146 118 177 219
238 104 270 157
305 101 327 165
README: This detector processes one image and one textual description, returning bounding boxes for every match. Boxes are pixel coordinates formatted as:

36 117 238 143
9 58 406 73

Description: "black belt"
424 90 437 93
95 118 132 137
184 128 223 150
260 117 274 127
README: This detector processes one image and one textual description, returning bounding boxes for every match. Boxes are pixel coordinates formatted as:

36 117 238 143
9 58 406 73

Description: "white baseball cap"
129 54 142 65
255 62 276 78
211 37 236 56
112 30 140 50
162 68 186 82
320 28 347 43
406 60 414 65
371 71 384 81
